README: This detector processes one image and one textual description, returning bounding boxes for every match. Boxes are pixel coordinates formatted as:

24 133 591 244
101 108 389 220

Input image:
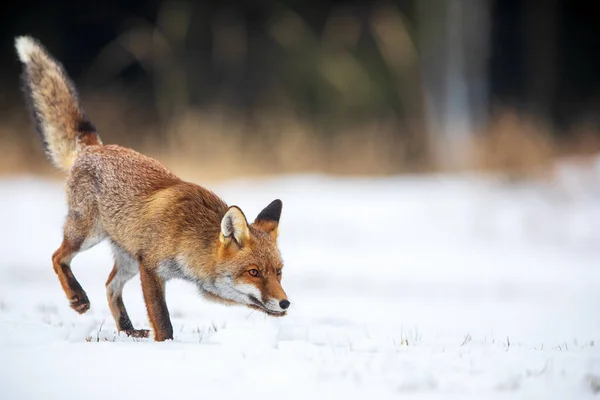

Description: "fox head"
210 199 289 316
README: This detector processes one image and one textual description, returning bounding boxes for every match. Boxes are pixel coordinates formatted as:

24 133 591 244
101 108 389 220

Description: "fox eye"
248 269 260 277
276 269 282 276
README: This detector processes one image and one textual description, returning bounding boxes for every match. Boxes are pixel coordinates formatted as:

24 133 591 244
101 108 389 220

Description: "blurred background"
0 0 598 181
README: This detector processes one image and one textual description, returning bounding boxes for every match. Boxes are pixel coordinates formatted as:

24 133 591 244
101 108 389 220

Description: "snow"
1 169 600 399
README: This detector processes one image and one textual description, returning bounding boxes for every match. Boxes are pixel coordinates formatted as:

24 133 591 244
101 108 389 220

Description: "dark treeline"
0 0 598 175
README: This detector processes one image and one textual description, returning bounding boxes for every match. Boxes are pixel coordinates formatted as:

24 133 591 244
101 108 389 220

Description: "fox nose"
279 299 290 310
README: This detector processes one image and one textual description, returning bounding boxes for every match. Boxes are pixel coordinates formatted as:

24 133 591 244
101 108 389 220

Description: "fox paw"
123 329 150 338
69 293 90 314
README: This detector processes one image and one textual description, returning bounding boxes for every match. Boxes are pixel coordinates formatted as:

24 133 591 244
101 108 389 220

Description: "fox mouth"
247 295 287 317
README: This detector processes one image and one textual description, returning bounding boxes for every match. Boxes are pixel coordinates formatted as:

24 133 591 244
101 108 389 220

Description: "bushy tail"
15 36 101 172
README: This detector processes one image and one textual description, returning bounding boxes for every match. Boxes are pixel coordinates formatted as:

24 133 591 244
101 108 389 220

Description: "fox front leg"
139 263 173 342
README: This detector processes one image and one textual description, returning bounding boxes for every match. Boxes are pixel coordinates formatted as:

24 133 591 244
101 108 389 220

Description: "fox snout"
244 282 290 316
231 274 289 316
249 297 290 316
263 294 290 314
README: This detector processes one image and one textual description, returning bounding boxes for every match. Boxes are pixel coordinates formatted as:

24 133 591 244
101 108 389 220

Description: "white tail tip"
15 36 40 63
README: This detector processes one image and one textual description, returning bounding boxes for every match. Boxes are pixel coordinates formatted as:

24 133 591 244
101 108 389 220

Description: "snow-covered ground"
1 168 600 399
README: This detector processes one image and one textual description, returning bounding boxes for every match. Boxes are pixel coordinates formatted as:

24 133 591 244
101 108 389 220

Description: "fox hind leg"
52 213 103 314
106 244 149 338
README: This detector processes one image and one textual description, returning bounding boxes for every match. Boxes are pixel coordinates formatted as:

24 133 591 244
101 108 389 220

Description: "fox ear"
220 206 250 247
254 199 282 235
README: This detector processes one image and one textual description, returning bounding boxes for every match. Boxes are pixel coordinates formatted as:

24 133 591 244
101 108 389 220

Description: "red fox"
14 36 289 342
